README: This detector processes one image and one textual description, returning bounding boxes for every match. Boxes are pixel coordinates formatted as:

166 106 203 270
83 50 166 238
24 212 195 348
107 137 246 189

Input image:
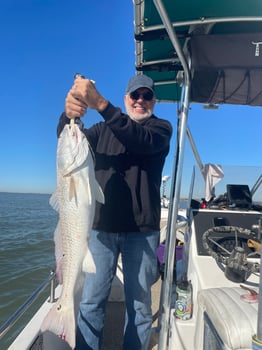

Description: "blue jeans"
76 230 160 350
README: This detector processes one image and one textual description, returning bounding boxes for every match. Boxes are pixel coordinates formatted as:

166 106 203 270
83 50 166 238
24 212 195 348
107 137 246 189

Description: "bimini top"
134 0 262 105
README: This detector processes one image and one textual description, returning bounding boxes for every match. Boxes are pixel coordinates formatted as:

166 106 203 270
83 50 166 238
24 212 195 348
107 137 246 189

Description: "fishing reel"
202 226 260 283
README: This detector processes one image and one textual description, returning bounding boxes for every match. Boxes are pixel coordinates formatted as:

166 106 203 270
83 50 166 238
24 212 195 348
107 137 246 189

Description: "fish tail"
82 248 96 273
41 302 76 349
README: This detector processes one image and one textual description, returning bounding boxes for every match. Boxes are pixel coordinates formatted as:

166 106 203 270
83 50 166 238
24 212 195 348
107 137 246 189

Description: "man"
58 74 172 349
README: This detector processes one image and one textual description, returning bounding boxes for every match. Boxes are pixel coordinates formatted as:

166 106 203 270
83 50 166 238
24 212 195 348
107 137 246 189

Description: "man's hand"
65 86 88 118
71 77 108 112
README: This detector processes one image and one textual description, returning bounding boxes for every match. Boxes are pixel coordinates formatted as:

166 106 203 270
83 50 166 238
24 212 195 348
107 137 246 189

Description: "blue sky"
0 1 261 195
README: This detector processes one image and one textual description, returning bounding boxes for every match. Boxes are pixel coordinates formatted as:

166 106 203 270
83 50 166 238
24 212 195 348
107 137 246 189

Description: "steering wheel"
202 226 260 282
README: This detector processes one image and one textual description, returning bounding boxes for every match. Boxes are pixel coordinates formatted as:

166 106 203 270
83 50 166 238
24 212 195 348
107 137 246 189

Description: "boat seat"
194 287 258 350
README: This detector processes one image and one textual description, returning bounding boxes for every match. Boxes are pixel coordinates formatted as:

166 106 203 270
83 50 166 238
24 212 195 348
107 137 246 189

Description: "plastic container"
157 242 165 264
175 278 192 320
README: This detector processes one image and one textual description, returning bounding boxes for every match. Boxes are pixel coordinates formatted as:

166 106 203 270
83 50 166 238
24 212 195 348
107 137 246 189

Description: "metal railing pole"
0 270 56 339
256 248 262 341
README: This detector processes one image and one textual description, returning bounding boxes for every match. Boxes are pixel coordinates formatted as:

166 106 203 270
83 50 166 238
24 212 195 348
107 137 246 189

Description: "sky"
0 1 261 196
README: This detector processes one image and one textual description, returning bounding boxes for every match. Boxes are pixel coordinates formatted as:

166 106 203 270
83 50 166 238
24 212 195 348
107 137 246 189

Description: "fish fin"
84 156 104 205
41 302 76 349
82 248 96 273
50 190 59 212
94 180 105 204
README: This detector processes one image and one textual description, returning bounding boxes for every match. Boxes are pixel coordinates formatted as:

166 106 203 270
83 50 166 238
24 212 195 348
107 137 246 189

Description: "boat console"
193 210 261 257
168 166 262 349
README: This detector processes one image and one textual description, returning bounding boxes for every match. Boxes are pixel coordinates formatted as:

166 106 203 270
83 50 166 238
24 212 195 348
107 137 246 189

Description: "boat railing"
251 174 262 197
0 270 56 340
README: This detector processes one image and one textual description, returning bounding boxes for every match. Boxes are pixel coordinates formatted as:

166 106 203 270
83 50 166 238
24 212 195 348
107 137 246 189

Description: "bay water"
0 192 57 349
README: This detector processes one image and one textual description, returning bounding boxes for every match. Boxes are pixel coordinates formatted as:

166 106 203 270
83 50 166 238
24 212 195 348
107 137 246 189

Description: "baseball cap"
126 75 154 94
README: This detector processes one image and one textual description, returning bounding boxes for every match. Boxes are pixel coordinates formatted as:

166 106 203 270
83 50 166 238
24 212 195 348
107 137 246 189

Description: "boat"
133 1 262 349
2 0 262 349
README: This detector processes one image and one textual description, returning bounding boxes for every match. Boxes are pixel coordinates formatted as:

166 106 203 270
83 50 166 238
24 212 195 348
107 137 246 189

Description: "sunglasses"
129 90 154 101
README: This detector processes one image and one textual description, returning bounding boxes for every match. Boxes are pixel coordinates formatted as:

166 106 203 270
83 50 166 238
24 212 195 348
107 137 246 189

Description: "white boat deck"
7 263 162 350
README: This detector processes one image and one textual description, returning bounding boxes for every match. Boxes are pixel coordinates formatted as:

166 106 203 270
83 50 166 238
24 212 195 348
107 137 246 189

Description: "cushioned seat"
195 287 258 350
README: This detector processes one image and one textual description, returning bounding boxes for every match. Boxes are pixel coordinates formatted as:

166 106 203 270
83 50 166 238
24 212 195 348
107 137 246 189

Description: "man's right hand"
65 86 88 119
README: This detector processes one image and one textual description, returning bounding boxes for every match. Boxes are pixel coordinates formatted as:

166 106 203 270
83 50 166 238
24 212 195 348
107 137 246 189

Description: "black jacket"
58 102 172 233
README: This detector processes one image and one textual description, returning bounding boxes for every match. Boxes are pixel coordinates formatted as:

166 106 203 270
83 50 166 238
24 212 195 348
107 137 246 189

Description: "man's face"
124 87 155 122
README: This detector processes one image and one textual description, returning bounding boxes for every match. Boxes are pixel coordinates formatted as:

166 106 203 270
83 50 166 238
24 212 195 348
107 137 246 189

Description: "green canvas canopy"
134 0 262 105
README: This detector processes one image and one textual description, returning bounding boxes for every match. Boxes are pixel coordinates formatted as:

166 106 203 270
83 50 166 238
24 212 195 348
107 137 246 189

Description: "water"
0 192 57 349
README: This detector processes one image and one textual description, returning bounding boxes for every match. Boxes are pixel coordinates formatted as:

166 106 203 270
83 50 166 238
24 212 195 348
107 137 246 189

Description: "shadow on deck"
102 278 161 350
